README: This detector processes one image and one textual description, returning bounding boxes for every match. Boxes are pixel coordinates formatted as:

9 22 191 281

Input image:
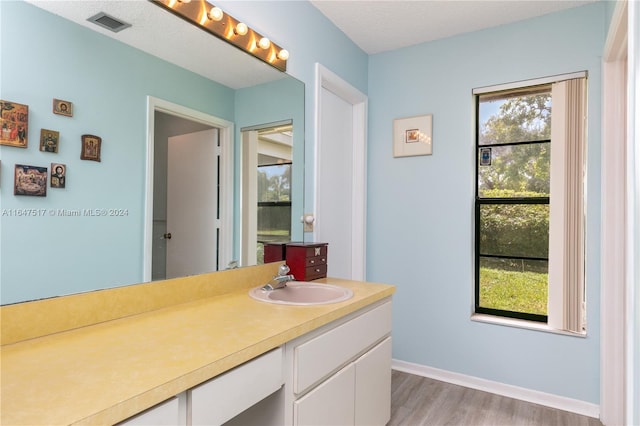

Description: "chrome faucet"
261 264 295 291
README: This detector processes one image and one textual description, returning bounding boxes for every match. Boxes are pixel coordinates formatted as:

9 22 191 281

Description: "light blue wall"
0 1 235 304
367 4 606 403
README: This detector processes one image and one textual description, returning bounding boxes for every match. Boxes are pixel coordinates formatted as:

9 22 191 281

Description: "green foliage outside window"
258 165 291 202
479 190 549 260
477 91 551 318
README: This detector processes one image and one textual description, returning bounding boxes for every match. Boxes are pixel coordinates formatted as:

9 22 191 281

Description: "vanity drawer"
293 301 392 395
190 348 283 425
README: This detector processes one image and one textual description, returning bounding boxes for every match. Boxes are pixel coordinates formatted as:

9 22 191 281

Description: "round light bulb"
208 7 223 21
277 49 289 60
258 37 271 50
234 22 248 36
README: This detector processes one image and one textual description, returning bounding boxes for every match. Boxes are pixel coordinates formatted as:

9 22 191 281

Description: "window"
474 74 587 333
257 162 292 263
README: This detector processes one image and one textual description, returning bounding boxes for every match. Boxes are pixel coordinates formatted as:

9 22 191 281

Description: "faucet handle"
278 264 290 276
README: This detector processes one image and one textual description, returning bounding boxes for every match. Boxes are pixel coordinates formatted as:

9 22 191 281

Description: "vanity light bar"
151 0 288 72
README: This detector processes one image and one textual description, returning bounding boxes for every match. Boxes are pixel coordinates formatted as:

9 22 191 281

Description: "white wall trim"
392 359 600 419
625 1 640 424
600 1 629 425
313 63 368 280
144 96 234 281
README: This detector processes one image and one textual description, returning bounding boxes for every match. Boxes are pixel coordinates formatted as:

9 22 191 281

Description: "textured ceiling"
26 1 597 89
309 0 598 54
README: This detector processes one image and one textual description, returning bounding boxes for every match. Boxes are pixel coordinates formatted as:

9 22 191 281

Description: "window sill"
471 314 587 338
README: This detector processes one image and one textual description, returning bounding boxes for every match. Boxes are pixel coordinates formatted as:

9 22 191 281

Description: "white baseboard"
392 359 600 419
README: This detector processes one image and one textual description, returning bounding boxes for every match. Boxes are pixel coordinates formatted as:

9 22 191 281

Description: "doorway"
314 64 368 280
144 97 234 282
164 128 219 279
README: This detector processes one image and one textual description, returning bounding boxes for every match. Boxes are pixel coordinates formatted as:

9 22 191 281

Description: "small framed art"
0 100 28 148
14 164 47 196
51 163 66 188
40 129 60 153
81 134 101 162
393 114 433 158
53 99 73 117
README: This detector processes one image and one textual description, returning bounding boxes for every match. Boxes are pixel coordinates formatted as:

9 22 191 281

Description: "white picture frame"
393 114 433 157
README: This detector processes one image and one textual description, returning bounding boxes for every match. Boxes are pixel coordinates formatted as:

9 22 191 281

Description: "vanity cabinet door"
294 363 355 426
354 337 392 426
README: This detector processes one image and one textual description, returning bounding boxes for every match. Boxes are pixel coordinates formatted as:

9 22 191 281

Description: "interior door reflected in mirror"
151 111 227 281
241 122 293 266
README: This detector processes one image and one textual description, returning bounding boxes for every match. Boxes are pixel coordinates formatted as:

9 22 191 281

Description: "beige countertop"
0 268 395 426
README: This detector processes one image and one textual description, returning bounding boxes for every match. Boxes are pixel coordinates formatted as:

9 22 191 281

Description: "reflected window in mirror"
257 162 292 264
255 124 293 264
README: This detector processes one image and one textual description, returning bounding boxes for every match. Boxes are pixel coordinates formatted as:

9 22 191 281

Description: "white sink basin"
249 282 353 306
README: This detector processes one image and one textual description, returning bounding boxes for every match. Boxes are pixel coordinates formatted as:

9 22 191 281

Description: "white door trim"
625 2 640 424
240 130 258 266
144 96 234 281
313 64 368 280
600 1 633 424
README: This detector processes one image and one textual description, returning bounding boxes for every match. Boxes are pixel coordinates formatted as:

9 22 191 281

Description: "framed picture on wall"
393 114 433 158
0 100 28 148
53 99 73 117
81 134 101 162
40 129 60 153
51 163 66 188
14 164 47 196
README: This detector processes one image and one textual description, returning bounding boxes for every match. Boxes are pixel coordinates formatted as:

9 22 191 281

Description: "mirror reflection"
0 1 304 305
152 112 222 281
240 122 294 266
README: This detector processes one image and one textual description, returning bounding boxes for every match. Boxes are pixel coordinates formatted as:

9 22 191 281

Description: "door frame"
144 96 234 281
313 64 368 280
240 129 258 266
601 0 640 424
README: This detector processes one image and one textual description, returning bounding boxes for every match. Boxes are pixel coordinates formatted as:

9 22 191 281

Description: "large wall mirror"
0 1 304 305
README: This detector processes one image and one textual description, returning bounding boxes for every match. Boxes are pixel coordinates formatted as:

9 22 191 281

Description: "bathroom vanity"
0 263 394 425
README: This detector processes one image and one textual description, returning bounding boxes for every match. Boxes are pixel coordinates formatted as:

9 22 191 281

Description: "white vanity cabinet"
118 299 392 426
285 299 393 426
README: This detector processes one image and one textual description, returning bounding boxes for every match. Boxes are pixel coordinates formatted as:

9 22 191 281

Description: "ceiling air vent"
87 12 131 33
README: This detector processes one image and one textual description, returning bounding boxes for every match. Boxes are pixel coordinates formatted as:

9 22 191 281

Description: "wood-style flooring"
389 370 602 426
